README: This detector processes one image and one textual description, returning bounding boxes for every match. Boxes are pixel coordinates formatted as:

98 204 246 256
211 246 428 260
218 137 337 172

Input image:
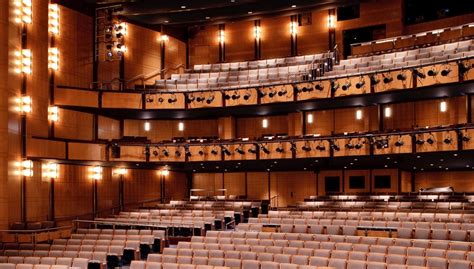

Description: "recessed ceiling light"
164 20 169 23
291 5 296 8
205 16 211 19
181 5 186 9
248 11 253 14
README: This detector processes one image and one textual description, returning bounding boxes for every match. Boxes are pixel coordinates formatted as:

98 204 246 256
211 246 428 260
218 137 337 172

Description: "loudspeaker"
111 145 121 158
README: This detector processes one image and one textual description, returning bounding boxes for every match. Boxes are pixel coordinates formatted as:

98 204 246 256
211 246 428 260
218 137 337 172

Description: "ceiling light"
181 5 186 9
248 11 253 14
291 5 297 8
205 16 210 19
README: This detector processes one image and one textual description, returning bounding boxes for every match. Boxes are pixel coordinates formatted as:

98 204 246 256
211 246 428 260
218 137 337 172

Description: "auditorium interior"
1 0 474 268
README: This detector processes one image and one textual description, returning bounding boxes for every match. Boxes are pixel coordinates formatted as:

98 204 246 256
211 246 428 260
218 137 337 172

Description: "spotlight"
268 89 277 98
290 142 297 152
175 150 182 157
168 96 177 103
413 69 426 79
243 92 251 100
261 144 270 154
345 141 354 149
162 149 169 157
248 145 258 154
186 95 195 103
258 89 267 97
441 68 451 77
341 81 351 91
276 145 285 153
459 62 472 74
396 73 406 81
224 93 231 100
415 138 425 145
152 149 159 157
206 95 215 104
331 81 339 92
354 142 363 149
375 138 388 149
185 147 192 157
443 137 452 144
331 142 340 151
211 148 219 155
278 89 287 96
235 146 245 155
231 93 240 100
196 96 205 102
221 146 231 156
316 143 326 151
427 136 435 145
395 138 404 147
146 97 154 103
115 32 123 39
315 83 324 91
383 75 393 84
370 75 380 85
355 79 365 89
427 69 438 77
462 135 471 142
198 149 204 156
158 97 164 103
302 144 311 152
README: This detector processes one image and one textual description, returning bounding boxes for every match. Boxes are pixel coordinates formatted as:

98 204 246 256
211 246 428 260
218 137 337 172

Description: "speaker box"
112 145 121 158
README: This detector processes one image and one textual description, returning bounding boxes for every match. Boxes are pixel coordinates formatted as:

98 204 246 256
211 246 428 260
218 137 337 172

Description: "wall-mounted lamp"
218 29 225 45
13 0 32 24
42 162 59 180
48 47 59 70
290 21 298 36
48 106 59 122
14 49 32 74
328 15 336 29
160 169 170 176
144 121 151 132
178 122 184 131
89 166 103 180
113 167 127 176
384 107 392 118
160 34 169 42
48 4 59 35
440 100 447 112
254 25 261 40
15 160 33 177
307 113 314 124
356 109 363 120
15 96 32 114
262 118 268 128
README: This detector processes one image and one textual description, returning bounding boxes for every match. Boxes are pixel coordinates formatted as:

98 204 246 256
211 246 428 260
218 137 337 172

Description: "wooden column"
218 116 236 139
20 24 28 224
48 179 55 221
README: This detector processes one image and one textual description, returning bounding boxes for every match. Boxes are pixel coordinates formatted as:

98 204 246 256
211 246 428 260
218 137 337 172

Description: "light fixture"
307 113 314 124
327 15 335 29
218 29 225 45
160 35 169 42
160 169 169 176
384 107 392 118
178 122 184 131
235 146 245 155
89 166 102 180
248 145 258 154
291 4 297 8
316 143 326 151
302 144 311 152
355 78 365 89
13 0 32 24
116 44 126 57
42 162 59 179
114 22 127 36
356 109 363 120
262 118 268 128
48 106 59 122
341 81 351 91
15 96 32 114
113 167 127 176
254 25 261 40
14 49 32 74
206 95 215 104
290 21 298 36
290 142 297 152
440 100 447 112
221 146 231 156
15 160 33 177
261 144 270 154
382 75 393 84
48 47 59 70
144 121 151 131
162 148 169 157
276 144 285 153
48 4 59 35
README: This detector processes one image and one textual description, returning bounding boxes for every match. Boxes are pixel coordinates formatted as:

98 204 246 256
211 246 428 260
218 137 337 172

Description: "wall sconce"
160 35 169 42
13 0 32 24
178 122 184 131
307 113 314 124
290 21 298 36
262 118 268 128
440 100 447 112
160 169 170 176
384 107 392 118
15 96 32 114
144 121 151 131
328 15 336 29
356 109 363 120
113 167 127 176
89 166 103 180
218 29 225 45
254 25 261 40
48 106 59 122
48 47 59 70
42 162 59 180
14 49 32 74
48 4 59 35
114 22 127 37
15 160 33 177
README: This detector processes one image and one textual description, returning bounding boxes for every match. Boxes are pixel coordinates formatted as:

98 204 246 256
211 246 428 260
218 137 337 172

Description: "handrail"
73 219 205 229
127 64 186 88
270 195 279 209
0 226 71 233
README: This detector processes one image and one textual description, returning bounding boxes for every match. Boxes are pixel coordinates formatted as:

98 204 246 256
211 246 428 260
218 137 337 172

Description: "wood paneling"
54 89 99 108
295 140 330 158
145 93 185 110
187 91 223 109
102 92 142 109
224 89 258 107
333 75 371 97
110 146 146 162
415 171 474 192
416 63 459 87
261 16 291 59
246 172 269 200
165 171 188 201
270 171 317 207
223 173 246 197
259 142 293 160
223 144 258 161
260 85 294 104
123 169 160 209
26 138 66 159
68 143 106 161
98 116 120 141
334 106 378 134
373 134 412 155
225 20 255 62
188 145 222 162
192 173 224 197
296 80 332 101
415 130 458 153
415 97 467 127
298 10 330 55
333 138 370 157
305 110 334 136
188 24 219 66
373 70 414 93
149 145 185 162
218 117 235 140
54 109 93 140
236 115 289 139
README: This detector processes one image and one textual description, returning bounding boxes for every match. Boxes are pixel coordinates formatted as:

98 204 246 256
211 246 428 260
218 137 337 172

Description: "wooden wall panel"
187 91 223 109
223 144 258 161
305 110 335 136
56 6 93 88
236 115 289 139
124 119 219 142
188 24 219 66
110 146 146 162
333 75 371 97
54 89 99 108
404 13 474 35
144 93 185 110
54 109 93 140
149 145 185 163
218 117 235 140
98 116 120 141
373 134 412 155
261 16 291 59
270 172 317 207
165 36 187 76
123 169 161 209
414 171 474 192
416 63 459 87
26 161 50 222
461 129 474 151
102 92 142 109
246 172 269 200
68 143 106 161
225 20 255 62
415 131 458 153
333 138 370 157
192 173 223 197
298 10 330 55
223 173 246 197
26 138 66 159
259 142 293 160
373 70 413 93
295 140 330 158
296 80 332 101
415 97 466 127
165 171 188 201
96 167 118 213
224 89 258 107
188 145 222 162
334 106 378 134
260 85 294 104
383 102 415 130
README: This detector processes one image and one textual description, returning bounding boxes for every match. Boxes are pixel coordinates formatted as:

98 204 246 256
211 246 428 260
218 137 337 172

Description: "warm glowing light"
113 167 127 175
14 49 32 74
262 118 268 128
15 160 33 177
144 121 151 131
254 25 261 40
440 101 447 112
307 113 314 124
14 0 32 24
218 29 225 44
89 166 103 180
328 15 336 29
15 96 32 114
48 4 59 35
356 109 363 120
178 122 184 131
384 107 392 118
115 22 127 36
42 162 59 179
160 169 170 176
48 47 59 70
290 21 298 36
48 106 59 122
160 35 169 42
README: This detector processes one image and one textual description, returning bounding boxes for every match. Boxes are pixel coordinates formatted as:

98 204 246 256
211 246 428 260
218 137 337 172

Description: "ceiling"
66 0 359 39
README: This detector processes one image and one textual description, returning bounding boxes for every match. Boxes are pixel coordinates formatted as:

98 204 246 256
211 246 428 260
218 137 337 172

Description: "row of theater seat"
0 257 90 269
98 216 218 222
118 210 235 218
305 193 474 201
296 201 474 211
148 250 463 269
133 261 231 269
0 264 77 269
2 250 111 262
201 231 473 249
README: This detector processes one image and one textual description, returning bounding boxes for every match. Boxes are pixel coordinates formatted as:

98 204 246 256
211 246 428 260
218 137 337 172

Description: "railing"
0 226 71 244
270 195 279 209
